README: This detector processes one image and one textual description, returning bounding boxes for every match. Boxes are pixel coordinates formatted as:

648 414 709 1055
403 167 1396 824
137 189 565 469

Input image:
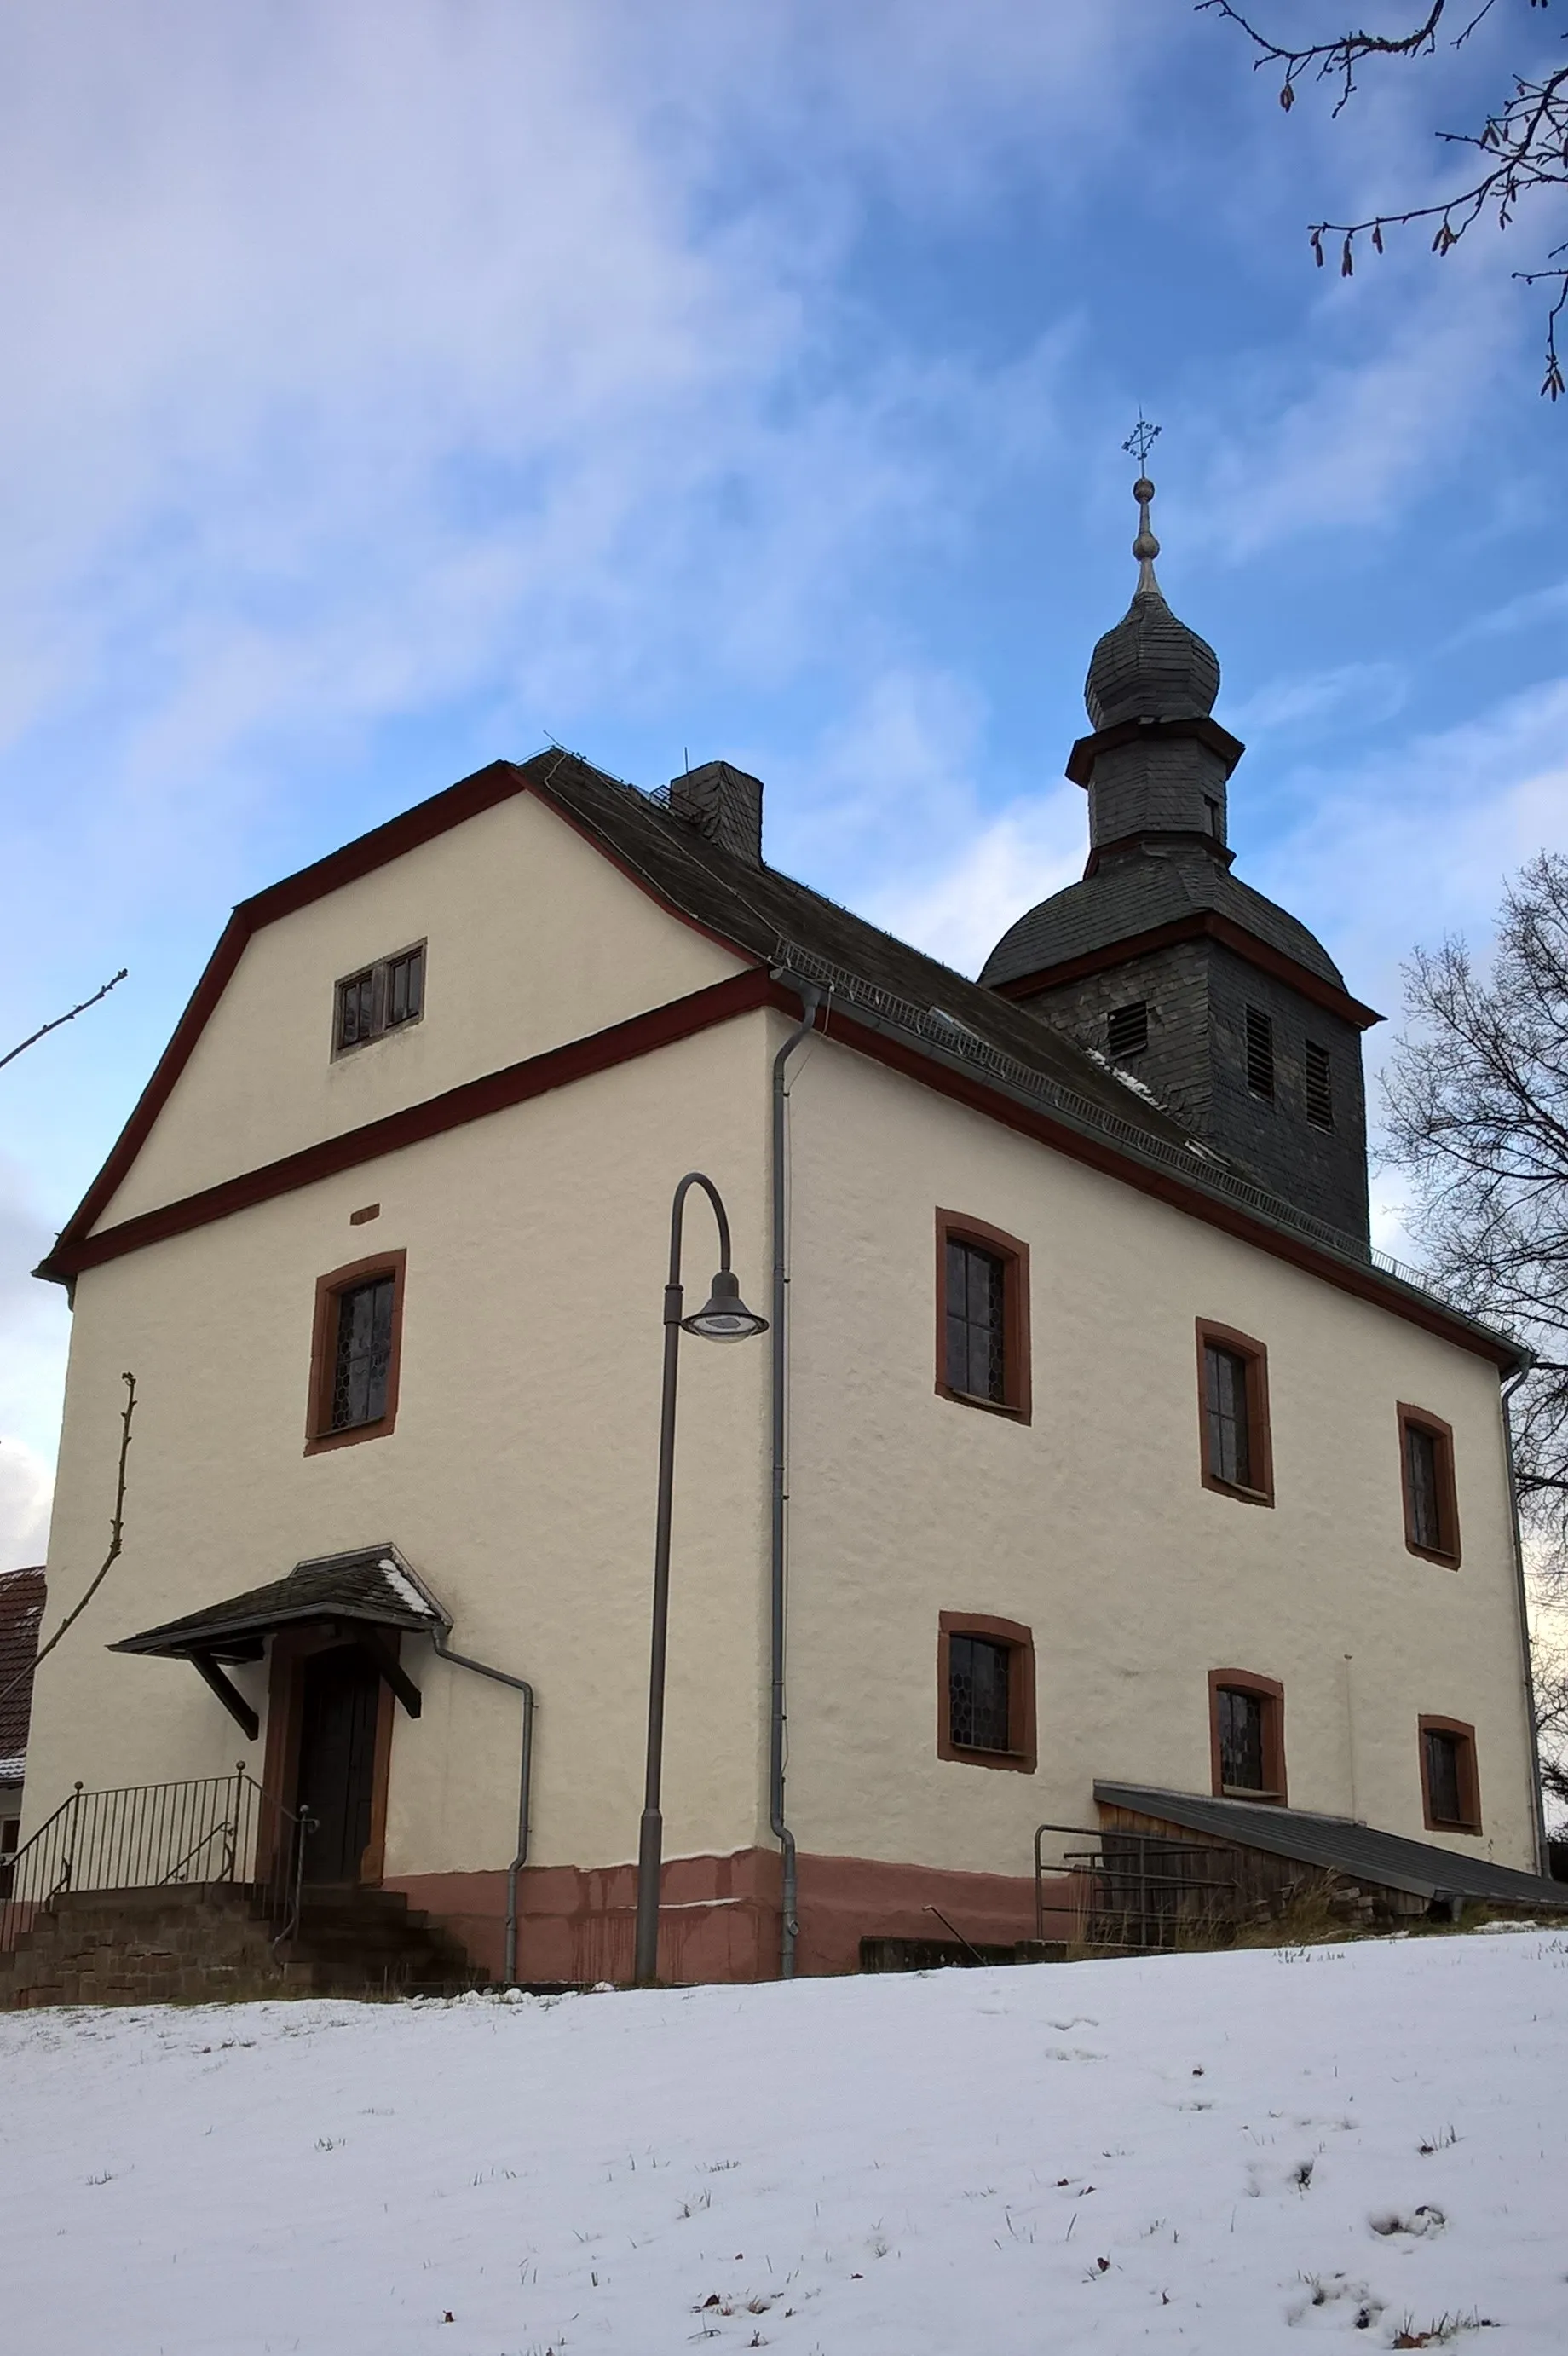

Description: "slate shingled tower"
981 468 1379 1241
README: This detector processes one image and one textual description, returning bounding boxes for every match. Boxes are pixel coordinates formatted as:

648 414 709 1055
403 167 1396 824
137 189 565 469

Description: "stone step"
1 1881 486 2010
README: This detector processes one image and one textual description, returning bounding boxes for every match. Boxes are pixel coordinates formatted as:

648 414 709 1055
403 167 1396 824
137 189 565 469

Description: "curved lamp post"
634 1172 768 1986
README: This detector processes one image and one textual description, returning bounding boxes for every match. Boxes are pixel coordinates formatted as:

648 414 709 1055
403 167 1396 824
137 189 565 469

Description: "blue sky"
2 0 1565 1565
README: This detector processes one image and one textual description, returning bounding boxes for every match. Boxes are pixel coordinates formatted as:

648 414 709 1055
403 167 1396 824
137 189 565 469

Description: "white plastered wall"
30 779 775 1878
28 1015 774 1876
96 785 746 1228
780 1037 1539 1880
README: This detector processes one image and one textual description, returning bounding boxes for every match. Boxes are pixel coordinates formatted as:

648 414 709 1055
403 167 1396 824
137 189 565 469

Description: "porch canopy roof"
1095 1780 1568 1912
110 1545 446 1740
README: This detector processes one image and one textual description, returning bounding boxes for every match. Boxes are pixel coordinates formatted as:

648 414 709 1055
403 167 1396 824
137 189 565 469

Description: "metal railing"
1035 1822 1242 1952
0 1767 314 1959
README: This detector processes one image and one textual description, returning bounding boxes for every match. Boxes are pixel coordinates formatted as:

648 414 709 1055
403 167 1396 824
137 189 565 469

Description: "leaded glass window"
334 943 425 1054
386 945 424 1028
1204 1343 1254 1489
1424 1727 1463 1825
948 1634 1011 1752
1218 1686 1265 1792
337 968 377 1050
945 1240 1006 1402
1406 1423 1443 1552
330 1275 395 1431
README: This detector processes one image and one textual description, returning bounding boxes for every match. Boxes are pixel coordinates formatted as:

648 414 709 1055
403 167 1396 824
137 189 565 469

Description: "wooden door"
295 1644 381 1884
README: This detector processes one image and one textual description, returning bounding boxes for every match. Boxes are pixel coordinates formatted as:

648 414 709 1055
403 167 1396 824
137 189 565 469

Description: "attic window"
334 944 425 1055
1107 1001 1148 1060
1305 1041 1334 1129
1244 1006 1275 1100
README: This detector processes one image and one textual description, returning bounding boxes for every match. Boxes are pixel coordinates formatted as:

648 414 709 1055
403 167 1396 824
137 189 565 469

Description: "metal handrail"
1 1768 314 1959
1035 1821 1242 1952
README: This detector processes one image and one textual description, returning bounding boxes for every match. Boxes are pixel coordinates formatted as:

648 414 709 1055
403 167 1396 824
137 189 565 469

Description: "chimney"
666 759 764 867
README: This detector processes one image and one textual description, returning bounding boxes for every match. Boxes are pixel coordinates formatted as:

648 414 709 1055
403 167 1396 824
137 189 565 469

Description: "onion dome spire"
1084 424 1220 731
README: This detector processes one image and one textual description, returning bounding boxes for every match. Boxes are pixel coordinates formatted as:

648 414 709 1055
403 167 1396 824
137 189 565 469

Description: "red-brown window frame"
1398 1404 1461 1567
935 1210 1031 1423
1196 1319 1274 1507
1208 1667 1287 1804
304 1249 407 1456
937 1611 1037 1773
1418 1714 1482 1834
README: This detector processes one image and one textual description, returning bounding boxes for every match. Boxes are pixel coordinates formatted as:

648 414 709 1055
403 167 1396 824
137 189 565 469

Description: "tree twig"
0 970 129 1074
0 1372 136 1706
1199 2 1568 397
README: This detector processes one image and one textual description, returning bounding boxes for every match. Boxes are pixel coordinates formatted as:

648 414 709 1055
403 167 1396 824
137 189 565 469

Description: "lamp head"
683 1267 769 1343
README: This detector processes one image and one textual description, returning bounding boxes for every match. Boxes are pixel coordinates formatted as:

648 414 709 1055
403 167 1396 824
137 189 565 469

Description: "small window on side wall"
1108 1000 1148 1060
1208 1670 1286 1803
1196 1321 1274 1505
936 1211 1030 1422
1244 1006 1275 1100
1304 1040 1334 1130
937 1612 1036 1772
334 942 425 1055
1398 1405 1460 1564
306 1250 407 1455
1419 1717 1481 1833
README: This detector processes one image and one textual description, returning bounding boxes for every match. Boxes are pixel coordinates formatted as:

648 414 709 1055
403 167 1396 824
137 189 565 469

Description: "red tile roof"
0 1567 46 1783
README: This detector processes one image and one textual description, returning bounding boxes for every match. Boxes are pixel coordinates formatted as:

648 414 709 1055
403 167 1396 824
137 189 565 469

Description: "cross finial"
1121 414 1162 592
1122 412 1161 469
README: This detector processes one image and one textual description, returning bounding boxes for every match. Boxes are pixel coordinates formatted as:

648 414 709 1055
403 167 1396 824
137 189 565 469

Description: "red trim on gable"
43 753 754 1266
45 964 1519 1369
38 969 789 1283
821 1007 1516 1370
992 912 1383 1032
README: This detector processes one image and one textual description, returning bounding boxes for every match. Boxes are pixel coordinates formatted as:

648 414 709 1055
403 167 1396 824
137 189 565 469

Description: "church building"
11 468 1559 1995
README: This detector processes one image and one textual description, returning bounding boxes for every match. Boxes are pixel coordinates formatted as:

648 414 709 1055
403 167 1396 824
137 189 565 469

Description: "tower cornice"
1065 711 1245 788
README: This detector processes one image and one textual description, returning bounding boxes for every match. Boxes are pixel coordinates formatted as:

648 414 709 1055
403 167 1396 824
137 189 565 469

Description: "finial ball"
1133 476 1156 503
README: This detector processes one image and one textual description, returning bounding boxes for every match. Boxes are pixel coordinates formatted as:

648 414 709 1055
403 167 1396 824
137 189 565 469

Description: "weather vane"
1122 412 1161 470
1121 413 1162 590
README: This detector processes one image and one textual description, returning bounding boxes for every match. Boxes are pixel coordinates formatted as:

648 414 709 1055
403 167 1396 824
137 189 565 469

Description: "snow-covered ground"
3 1930 1565 2354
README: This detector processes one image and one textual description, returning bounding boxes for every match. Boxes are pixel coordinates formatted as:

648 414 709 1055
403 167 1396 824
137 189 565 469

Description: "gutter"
769 976 823 1979
1501 1365 1550 1877
429 1626 536 1987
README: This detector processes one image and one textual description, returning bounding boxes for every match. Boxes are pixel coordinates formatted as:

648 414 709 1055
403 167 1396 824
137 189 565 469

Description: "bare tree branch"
1383 854 1568 1570
0 1372 136 1706
1201 1 1568 398
0 969 128 1075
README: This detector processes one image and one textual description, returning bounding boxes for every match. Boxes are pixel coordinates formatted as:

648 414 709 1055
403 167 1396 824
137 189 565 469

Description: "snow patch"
1 1932 1563 2353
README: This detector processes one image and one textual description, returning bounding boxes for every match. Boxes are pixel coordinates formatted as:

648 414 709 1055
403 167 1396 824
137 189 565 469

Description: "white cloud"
1224 661 1407 740
1196 270 1513 560
764 667 1084 978
0 1436 52 1574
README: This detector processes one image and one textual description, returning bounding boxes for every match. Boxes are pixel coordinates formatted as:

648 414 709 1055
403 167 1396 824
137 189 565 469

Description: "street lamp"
634 1171 768 1986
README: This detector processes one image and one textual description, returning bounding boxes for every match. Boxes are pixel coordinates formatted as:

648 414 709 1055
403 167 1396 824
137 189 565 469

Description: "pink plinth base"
389 1848 1065 1985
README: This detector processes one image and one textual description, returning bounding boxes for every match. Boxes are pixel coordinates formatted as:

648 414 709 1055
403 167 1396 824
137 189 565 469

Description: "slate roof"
0 1566 45 1785
980 842 1346 991
1086 585 1220 731
111 1546 447 1662
530 754 1208 1157
1095 1781 1568 1910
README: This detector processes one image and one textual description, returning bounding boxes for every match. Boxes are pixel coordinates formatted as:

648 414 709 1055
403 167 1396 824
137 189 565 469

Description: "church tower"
980 453 1380 1241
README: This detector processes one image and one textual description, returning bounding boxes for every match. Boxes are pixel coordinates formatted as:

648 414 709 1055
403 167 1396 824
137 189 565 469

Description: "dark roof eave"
992 911 1383 1032
1064 712 1245 788
110 1597 436 1658
1094 1780 1568 1909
